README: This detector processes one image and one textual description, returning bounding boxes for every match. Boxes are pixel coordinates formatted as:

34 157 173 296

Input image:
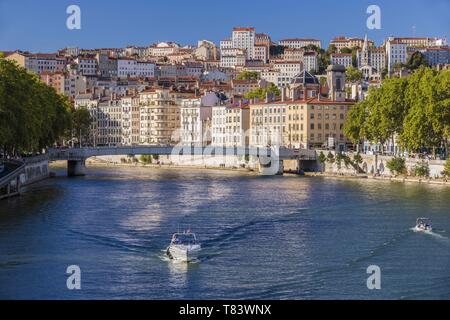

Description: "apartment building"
220 48 246 68
180 98 212 146
251 66 354 150
303 51 318 73
330 36 374 52
117 58 155 78
120 95 140 145
75 55 98 76
385 37 447 48
330 53 352 68
231 79 268 96
138 89 190 144
231 27 256 60
273 61 303 79
211 103 250 147
97 97 123 146
386 39 407 73
409 46 450 66
283 48 303 62
96 53 118 78
40 72 65 94
278 38 321 49
6 52 66 74
146 42 180 57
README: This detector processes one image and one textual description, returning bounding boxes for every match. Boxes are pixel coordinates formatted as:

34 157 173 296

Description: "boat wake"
410 227 449 241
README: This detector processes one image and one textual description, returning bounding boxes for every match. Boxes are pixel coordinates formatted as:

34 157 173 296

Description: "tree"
269 45 285 58
400 67 450 154
340 47 352 54
344 66 449 157
303 45 329 74
442 158 450 177
71 108 92 147
326 152 335 164
343 99 369 149
345 66 363 83
327 44 337 55
236 71 259 81
413 161 430 177
352 153 363 172
405 52 428 71
386 157 407 176
318 151 326 164
244 84 280 100
0 59 72 156
140 155 152 164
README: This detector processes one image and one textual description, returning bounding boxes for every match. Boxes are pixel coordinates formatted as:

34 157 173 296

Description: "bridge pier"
68 159 86 177
258 157 284 175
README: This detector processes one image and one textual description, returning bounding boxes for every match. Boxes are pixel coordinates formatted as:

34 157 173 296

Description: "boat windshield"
172 233 197 245
417 218 431 225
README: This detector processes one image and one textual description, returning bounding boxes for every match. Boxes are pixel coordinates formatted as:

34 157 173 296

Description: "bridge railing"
48 146 317 161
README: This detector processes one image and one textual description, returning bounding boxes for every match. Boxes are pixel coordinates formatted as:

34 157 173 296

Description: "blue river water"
0 165 449 299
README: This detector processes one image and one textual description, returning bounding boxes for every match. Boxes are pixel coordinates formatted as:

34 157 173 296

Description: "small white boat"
166 231 201 262
413 218 433 232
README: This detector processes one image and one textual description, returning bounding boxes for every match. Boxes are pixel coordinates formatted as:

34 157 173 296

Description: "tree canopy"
405 51 429 71
345 66 363 83
344 67 450 155
236 71 259 81
0 58 72 156
244 84 281 100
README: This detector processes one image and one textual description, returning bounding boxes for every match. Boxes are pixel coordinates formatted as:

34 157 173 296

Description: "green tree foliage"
326 152 335 163
318 151 326 164
269 45 285 58
345 66 363 83
405 52 429 71
327 44 337 55
139 155 152 164
236 71 259 81
442 158 450 177
344 67 450 155
413 161 430 177
386 157 407 176
303 45 328 74
0 59 72 156
343 99 369 145
71 108 92 146
244 84 280 100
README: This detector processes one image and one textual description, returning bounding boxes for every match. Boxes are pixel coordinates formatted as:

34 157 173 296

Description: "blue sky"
0 0 449 52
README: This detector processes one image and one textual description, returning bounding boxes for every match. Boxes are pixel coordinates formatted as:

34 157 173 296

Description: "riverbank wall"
23 155 50 185
86 154 261 171
318 151 446 178
83 152 449 186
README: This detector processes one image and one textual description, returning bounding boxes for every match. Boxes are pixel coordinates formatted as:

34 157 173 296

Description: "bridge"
48 145 317 176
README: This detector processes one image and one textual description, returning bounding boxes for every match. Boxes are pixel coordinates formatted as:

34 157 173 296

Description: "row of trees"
0 58 91 157
344 67 450 157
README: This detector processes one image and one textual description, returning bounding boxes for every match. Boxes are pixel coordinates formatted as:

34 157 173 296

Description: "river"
0 165 449 299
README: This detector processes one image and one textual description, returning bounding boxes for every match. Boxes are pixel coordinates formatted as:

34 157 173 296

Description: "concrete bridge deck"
48 145 317 176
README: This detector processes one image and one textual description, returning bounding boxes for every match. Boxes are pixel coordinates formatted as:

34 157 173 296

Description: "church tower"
361 34 370 67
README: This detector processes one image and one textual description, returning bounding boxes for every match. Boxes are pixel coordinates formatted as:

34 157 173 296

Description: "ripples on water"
0 165 449 299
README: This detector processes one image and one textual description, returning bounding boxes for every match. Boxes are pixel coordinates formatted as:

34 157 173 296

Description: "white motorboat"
413 218 433 232
166 231 201 262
